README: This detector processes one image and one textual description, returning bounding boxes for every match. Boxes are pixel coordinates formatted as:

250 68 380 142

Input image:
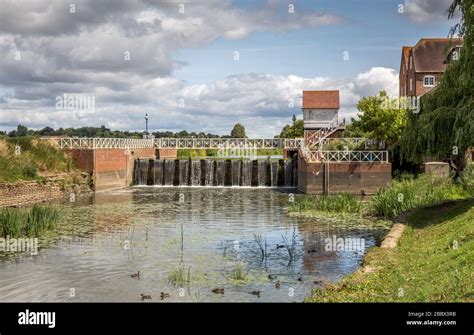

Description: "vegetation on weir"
0 136 74 182
0 205 60 238
289 193 362 214
307 199 474 302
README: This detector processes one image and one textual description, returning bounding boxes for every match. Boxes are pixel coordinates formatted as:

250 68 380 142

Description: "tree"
345 91 408 148
400 0 473 175
230 123 247 138
278 119 304 138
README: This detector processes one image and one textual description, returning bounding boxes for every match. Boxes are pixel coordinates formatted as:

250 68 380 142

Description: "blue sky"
0 0 459 137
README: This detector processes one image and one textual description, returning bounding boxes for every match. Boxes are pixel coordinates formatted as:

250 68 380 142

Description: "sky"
0 0 460 137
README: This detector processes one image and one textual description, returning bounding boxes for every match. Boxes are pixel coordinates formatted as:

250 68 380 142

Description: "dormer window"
423 75 435 87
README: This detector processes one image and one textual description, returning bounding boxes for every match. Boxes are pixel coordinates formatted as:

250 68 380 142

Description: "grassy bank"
290 166 474 219
0 136 74 182
0 205 60 238
307 199 474 302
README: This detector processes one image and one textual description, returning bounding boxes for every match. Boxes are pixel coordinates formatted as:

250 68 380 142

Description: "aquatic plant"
281 228 297 263
168 264 191 286
0 205 59 238
289 193 362 214
230 262 246 281
253 234 267 260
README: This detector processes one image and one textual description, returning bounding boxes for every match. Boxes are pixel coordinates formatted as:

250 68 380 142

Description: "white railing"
304 150 389 163
53 137 304 149
56 138 155 149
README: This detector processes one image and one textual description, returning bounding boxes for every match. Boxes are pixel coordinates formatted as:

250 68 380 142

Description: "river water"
0 187 388 302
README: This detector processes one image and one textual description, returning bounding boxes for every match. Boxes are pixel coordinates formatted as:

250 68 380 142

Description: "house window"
308 111 313 120
409 55 413 69
409 78 413 92
423 75 435 87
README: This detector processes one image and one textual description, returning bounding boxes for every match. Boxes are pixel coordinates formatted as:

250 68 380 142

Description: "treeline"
1 124 223 138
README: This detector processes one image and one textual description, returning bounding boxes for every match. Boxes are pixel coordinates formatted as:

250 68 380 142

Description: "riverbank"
307 198 474 302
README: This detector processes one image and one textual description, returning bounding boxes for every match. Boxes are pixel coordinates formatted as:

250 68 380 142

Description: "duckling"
160 292 170 300
313 280 323 285
307 249 317 253
140 293 151 301
268 274 276 280
212 288 224 294
275 280 281 289
131 271 140 279
250 290 260 298
276 244 285 249
297 276 303 282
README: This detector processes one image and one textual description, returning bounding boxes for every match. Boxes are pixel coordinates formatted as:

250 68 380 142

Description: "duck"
160 292 170 300
275 280 281 289
131 271 140 279
276 244 285 249
250 290 260 298
313 280 323 285
297 276 303 282
268 274 276 280
212 288 224 294
307 249 317 253
140 293 151 301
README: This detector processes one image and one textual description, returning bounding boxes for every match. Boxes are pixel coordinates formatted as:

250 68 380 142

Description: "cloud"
1 67 399 138
403 0 455 23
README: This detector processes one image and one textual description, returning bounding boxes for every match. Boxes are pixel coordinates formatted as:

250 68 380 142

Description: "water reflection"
0 188 388 302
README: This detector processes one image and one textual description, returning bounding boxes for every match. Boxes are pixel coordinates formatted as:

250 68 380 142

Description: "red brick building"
399 38 463 97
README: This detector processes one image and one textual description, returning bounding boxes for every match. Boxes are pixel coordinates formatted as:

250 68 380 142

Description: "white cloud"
1 67 399 138
403 0 454 23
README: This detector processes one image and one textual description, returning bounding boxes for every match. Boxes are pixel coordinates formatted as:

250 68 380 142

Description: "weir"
134 158 298 187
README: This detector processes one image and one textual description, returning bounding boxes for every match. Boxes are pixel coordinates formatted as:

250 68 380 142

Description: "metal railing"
304 150 389 163
54 137 305 149
56 138 155 149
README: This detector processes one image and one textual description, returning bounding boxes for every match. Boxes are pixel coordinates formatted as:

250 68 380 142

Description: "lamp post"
144 113 149 138
292 114 297 138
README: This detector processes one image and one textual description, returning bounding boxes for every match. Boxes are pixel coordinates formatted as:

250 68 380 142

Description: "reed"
0 205 59 238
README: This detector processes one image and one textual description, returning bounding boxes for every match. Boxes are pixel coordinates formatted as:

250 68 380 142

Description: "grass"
0 137 74 182
371 173 472 218
307 199 474 302
168 264 191 286
289 193 362 214
0 205 60 238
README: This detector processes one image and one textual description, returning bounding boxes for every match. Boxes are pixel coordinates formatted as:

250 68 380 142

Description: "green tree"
345 91 408 148
278 119 304 138
400 0 473 175
230 123 247 138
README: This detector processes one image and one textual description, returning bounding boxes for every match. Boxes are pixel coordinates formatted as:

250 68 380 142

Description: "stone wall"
0 173 91 207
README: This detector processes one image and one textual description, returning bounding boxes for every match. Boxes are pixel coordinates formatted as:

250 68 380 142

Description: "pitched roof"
302 90 340 109
411 38 463 72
